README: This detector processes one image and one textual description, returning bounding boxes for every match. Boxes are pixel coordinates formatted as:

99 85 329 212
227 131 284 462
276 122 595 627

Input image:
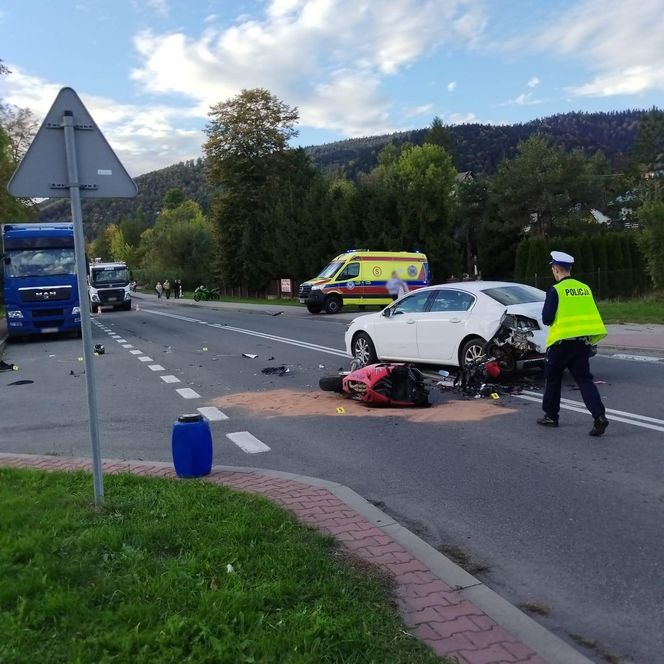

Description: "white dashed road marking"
197 406 229 421
129 349 142 355
161 375 180 383
138 356 153 362
149 364 165 371
116 338 127 343
176 388 200 399
122 344 133 348
226 431 270 453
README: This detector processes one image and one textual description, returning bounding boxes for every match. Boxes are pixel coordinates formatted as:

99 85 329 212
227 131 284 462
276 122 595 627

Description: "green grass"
598 295 664 324
0 469 443 664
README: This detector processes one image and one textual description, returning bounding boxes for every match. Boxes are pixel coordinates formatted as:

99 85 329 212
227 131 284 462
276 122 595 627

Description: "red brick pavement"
0 454 547 664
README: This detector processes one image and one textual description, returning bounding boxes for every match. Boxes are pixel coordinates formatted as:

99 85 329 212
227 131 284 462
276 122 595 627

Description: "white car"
344 281 549 369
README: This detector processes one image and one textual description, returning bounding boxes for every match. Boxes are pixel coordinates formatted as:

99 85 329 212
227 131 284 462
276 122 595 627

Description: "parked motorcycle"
193 285 220 302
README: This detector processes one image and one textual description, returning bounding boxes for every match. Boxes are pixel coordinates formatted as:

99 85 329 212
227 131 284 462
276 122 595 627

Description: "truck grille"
34 319 64 329
32 308 65 318
19 286 72 303
99 288 125 303
299 284 312 298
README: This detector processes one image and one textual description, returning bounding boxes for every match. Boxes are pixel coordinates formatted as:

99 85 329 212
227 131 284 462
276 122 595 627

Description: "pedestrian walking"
386 271 408 301
538 251 609 436
163 279 171 299
155 281 163 299
173 279 180 299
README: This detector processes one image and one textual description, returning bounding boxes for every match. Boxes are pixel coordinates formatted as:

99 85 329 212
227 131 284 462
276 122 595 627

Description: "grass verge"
598 295 664 324
0 468 443 664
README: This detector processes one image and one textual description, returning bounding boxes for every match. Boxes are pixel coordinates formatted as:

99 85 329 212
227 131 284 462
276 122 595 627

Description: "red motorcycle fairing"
342 363 429 407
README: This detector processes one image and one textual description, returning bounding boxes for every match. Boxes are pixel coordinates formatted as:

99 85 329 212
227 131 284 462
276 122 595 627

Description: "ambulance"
298 250 429 314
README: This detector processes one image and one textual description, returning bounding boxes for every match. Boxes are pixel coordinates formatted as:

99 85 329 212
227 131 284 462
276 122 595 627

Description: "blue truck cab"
1 222 81 337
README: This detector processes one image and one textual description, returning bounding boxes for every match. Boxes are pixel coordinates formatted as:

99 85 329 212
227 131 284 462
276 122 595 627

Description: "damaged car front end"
484 311 545 372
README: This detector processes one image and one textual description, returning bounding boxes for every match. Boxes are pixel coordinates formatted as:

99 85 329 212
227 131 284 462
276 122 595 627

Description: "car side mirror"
2 255 10 265
382 307 392 317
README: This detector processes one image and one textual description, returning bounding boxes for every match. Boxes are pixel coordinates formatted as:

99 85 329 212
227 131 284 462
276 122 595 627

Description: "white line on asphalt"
198 406 229 421
517 393 664 433
148 364 165 371
161 375 180 383
176 387 201 399
116 338 127 343
122 344 133 348
226 431 270 453
608 353 664 363
129 349 142 355
144 309 349 358
138 356 153 362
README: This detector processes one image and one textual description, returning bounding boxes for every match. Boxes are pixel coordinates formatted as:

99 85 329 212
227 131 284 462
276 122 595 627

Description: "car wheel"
352 332 377 367
307 303 322 314
460 337 486 366
324 295 342 314
90 303 98 314
319 375 345 392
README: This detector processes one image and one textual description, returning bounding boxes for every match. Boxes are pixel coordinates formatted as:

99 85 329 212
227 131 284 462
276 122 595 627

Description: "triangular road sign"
8 87 138 199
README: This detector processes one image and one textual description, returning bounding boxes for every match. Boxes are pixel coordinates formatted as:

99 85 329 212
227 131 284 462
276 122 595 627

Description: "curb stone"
0 453 592 664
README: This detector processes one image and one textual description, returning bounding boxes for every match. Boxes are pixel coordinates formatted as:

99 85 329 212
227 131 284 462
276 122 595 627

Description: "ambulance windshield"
317 261 344 279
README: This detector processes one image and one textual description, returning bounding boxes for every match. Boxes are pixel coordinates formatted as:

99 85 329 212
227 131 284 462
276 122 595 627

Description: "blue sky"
1 0 662 176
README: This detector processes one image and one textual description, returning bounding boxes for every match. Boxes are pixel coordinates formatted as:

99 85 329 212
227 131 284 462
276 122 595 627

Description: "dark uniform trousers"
543 340 606 420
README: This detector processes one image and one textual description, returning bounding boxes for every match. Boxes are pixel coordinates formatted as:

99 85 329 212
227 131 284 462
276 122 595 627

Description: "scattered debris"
490 392 500 400
69 369 85 377
336 406 345 414
202 347 208 352
261 366 290 376
7 380 33 386
77 357 84 362
0 360 18 372
318 364 325 369
242 353 258 359
267 356 275 361
594 380 608 385
271 311 283 316
226 564 235 574
94 344 105 355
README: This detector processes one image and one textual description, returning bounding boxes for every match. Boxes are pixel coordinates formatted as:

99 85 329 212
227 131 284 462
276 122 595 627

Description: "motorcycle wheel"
319 375 344 393
193 293 201 302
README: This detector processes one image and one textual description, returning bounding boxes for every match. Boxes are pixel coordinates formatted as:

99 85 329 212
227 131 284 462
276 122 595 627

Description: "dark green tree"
425 116 453 154
163 187 186 210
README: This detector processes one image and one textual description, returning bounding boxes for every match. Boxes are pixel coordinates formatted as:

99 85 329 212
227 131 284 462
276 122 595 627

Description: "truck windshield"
481 285 546 305
6 248 76 278
317 261 344 279
91 267 130 285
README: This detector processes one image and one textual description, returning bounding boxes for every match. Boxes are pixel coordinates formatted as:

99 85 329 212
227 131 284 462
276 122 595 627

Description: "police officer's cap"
549 251 574 267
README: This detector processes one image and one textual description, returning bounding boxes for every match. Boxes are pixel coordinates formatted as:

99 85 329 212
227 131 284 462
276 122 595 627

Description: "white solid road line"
144 309 349 358
198 406 229 421
226 431 270 453
517 392 664 433
176 387 201 399
148 364 165 371
161 375 180 383
138 356 153 362
608 353 664 363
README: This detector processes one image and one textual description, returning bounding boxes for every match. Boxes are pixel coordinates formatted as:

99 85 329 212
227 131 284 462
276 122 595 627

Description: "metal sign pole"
62 109 104 505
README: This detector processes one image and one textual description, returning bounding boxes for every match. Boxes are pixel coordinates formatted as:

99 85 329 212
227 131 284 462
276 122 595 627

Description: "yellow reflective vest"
546 278 607 348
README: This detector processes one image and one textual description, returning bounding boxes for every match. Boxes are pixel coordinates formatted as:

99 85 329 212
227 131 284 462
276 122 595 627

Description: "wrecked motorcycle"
193 285 220 302
320 362 429 407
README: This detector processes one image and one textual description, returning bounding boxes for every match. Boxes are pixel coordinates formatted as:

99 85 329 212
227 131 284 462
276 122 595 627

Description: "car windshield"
317 261 344 279
91 267 130 285
6 248 76 277
482 285 546 305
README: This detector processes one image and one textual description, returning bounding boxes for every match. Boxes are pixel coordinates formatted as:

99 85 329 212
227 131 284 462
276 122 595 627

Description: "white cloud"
130 0 488 136
404 103 434 118
535 0 664 96
446 112 478 125
527 76 539 88
497 92 543 107
447 81 457 92
145 0 168 16
0 66 201 175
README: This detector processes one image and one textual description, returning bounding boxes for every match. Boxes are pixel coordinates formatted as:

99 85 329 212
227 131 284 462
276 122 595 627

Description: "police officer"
538 251 609 436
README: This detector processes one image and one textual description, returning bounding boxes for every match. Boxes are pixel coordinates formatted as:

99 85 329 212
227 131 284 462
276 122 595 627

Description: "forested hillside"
38 109 647 238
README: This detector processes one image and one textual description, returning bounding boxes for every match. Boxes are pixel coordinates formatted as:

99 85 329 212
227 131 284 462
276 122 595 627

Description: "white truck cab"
88 260 132 312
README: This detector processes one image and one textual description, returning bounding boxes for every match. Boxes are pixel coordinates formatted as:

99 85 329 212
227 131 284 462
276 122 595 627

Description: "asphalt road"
2 296 663 663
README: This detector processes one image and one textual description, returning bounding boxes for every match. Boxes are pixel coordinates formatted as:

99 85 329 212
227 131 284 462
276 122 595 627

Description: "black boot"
537 414 559 427
589 415 609 437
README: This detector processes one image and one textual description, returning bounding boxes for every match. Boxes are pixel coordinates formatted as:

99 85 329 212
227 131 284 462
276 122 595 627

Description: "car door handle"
450 318 462 323
406 319 415 324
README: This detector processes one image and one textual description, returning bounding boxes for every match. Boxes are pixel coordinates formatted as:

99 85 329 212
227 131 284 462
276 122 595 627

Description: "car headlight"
7 310 24 319
91 294 100 302
124 292 131 300
310 285 322 291
72 306 81 315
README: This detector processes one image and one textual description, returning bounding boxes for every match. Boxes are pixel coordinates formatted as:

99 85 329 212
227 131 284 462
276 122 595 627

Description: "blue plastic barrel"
171 413 213 478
